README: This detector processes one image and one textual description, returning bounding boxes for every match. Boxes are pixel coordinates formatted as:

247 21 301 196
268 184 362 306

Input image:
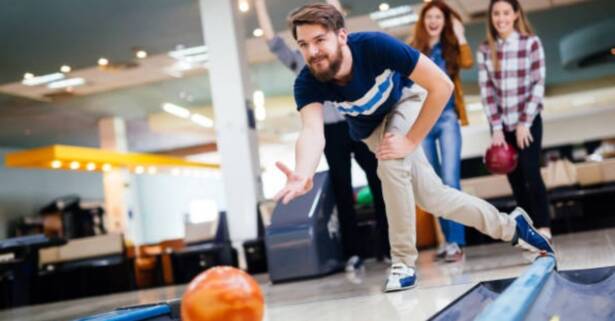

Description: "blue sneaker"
384 263 416 292
511 207 554 254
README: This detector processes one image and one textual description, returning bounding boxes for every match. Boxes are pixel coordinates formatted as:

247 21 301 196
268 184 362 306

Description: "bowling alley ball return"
429 254 615 321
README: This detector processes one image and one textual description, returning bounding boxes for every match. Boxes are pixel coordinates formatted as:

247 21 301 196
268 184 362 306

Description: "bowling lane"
2 228 614 321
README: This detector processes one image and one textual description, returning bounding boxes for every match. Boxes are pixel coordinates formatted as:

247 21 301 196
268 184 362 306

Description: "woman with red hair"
409 0 473 262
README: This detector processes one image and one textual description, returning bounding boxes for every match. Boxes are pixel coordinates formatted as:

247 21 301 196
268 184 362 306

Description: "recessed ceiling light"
135 166 145 174
253 28 264 37
98 57 109 66
51 160 62 169
102 163 112 172
86 162 96 171
136 50 148 59
379 3 390 11
238 0 250 12
60 65 71 73
148 166 157 175
70 161 80 170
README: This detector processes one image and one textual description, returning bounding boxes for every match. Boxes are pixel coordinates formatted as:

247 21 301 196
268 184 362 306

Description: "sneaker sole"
384 282 417 293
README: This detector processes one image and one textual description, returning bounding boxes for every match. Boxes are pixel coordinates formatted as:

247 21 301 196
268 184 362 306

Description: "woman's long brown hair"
486 0 534 71
410 0 463 77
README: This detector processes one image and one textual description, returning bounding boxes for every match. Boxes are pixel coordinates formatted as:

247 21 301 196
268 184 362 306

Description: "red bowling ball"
484 143 518 174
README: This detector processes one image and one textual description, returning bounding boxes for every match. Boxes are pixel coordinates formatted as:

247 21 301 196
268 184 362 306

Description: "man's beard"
308 45 343 82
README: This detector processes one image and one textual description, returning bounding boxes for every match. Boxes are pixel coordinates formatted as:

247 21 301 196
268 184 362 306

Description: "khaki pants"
362 88 517 267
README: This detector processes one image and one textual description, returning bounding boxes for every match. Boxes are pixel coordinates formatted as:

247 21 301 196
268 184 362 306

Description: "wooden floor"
2 228 615 321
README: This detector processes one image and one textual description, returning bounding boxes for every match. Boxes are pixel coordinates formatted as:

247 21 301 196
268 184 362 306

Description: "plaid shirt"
477 32 546 131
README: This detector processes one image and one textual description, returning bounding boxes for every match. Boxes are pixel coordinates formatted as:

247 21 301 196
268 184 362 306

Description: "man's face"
296 24 346 82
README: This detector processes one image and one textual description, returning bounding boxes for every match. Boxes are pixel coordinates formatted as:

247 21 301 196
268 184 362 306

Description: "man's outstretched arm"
274 103 325 204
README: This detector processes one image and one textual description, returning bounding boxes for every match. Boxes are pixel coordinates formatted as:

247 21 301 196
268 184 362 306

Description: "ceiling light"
22 73 65 86
253 28 264 37
51 160 62 169
253 90 265 108
47 78 85 89
168 46 207 60
136 50 148 59
98 58 109 66
102 163 112 172
191 113 214 128
135 166 145 174
238 0 250 12
60 65 71 73
253 90 266 121
69 161 80 170
370 5 413 20
255 105 266 121
147 166 157 175
376 13 418 29
182 54 209 64
379 3 390 11
23 73 34 80
162 102 191 119
167 46 209 74
86 162 96 171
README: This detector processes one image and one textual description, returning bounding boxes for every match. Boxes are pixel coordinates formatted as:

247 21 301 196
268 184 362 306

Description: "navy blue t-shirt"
294 32 421 140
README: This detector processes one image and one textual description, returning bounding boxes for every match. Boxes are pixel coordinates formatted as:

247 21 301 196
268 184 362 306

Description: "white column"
99 117 144 245
199 0 264 268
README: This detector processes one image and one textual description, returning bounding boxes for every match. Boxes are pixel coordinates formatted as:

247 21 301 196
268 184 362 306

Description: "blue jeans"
421 108 466 246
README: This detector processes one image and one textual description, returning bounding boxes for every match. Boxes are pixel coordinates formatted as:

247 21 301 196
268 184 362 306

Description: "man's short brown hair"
288 3 345 40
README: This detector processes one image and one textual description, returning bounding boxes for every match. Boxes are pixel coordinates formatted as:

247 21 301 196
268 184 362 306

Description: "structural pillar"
199 0 264 269
99 117 144 245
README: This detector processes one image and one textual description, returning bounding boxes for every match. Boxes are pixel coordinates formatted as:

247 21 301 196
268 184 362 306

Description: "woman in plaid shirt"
477 0 552 242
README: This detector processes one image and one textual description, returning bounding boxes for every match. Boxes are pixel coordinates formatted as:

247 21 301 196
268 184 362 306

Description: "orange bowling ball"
181 266 264 321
